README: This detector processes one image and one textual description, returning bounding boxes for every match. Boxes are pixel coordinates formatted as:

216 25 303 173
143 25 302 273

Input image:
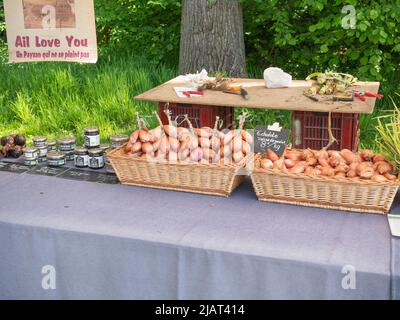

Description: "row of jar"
22 134 129 170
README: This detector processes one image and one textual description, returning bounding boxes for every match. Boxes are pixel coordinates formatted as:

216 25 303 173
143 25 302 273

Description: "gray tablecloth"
0 171 398 299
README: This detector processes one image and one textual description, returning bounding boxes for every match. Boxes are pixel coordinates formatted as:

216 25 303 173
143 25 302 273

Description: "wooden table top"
135 76 380 114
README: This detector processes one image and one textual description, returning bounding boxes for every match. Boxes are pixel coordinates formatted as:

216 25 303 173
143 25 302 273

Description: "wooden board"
135 76 380 114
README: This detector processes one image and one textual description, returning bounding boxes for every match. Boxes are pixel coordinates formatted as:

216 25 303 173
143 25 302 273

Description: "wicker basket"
108 145 250 197
251 155 400 214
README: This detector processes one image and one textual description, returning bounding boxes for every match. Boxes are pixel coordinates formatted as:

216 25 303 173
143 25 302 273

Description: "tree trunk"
179 0 247 78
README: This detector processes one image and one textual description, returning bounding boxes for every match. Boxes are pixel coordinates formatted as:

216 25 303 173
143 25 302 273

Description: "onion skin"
241 131 253 144
167 151 178 162
359 168 375 179
377 162 392 175
318 158 330 167
233 152 244 163
306 157 317 166
315 149 329 160
232 137 243 153
288 163 306 174
150 126 163 142
340 149 356 164
163 125 178 138
334 164 350 173
199 137 211 149
141 142 154 154
373 154 386 163
210 136 221 151
152 139 161 152
130 130 140 144
384 173 397 181
371 174 388 182
242 142 252 155
361 149 374 161
169 137 180 153
190 148 203 162
131 141 142 154
223 130 235 145
284 150 303 161
303 149 314 160
202 148 216 162
178 148 190 161
125 142 133 153
335 172 346 178
347 170 357 178
267 149 280 161
159 136 170 153
261 159 273 170
273 158 285 170
284 159 297 169
139 130 152 143
320 167 335 176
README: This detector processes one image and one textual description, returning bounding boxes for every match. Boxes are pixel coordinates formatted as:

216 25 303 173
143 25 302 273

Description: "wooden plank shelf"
135 76 380 114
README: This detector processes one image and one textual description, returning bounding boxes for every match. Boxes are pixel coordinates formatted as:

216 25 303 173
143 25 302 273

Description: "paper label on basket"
254 125 291 156
174 87 203 98
388 214 400 237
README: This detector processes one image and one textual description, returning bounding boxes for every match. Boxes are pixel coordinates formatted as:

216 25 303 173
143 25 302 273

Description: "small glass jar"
63 150 75 161
110 134 129 149
23 147 39 159
38 145 48 157
24 157 38 166
74 147 89 168
47 151 66 167
58 137 76 151
47 141 57 151
32 136 47 148
84 127 100 148
38 156 47 163
88 148 104 169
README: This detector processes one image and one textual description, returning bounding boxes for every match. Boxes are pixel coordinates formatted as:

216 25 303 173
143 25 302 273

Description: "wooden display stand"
135 76 380 151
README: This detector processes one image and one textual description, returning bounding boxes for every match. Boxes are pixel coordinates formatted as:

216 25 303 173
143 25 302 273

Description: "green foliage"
95 0 181 64
242 0 400 84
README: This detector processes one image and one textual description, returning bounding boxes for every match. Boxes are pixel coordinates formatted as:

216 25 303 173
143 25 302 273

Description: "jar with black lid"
88 148 104 169
110 134 129 149
47 151 66 167
58 137 76 151
47 141 57 151
32 136 47 148
84 127 100 148
74 147 89 168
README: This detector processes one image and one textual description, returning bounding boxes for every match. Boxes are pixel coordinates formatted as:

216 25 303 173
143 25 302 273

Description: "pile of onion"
124 112 251 165
259 148 398 182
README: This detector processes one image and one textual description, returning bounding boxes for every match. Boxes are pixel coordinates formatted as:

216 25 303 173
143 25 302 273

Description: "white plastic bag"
264 67 292 88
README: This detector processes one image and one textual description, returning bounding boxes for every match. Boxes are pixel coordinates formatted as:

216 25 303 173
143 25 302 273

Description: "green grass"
0 56 177 144
0 55 397 150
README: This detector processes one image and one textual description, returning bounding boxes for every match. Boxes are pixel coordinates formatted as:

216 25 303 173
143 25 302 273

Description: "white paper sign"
3 0 98 63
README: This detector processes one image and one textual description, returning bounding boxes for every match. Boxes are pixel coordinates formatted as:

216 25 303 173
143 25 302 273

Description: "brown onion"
361 149 374 161
261 158 273 170
267 149 280 162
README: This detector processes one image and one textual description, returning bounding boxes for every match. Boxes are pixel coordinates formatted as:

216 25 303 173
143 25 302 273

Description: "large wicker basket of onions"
108 112 252 197
251 148 400 214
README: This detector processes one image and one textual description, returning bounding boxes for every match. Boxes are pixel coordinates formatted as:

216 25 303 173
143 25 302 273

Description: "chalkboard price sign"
254 124 291 156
